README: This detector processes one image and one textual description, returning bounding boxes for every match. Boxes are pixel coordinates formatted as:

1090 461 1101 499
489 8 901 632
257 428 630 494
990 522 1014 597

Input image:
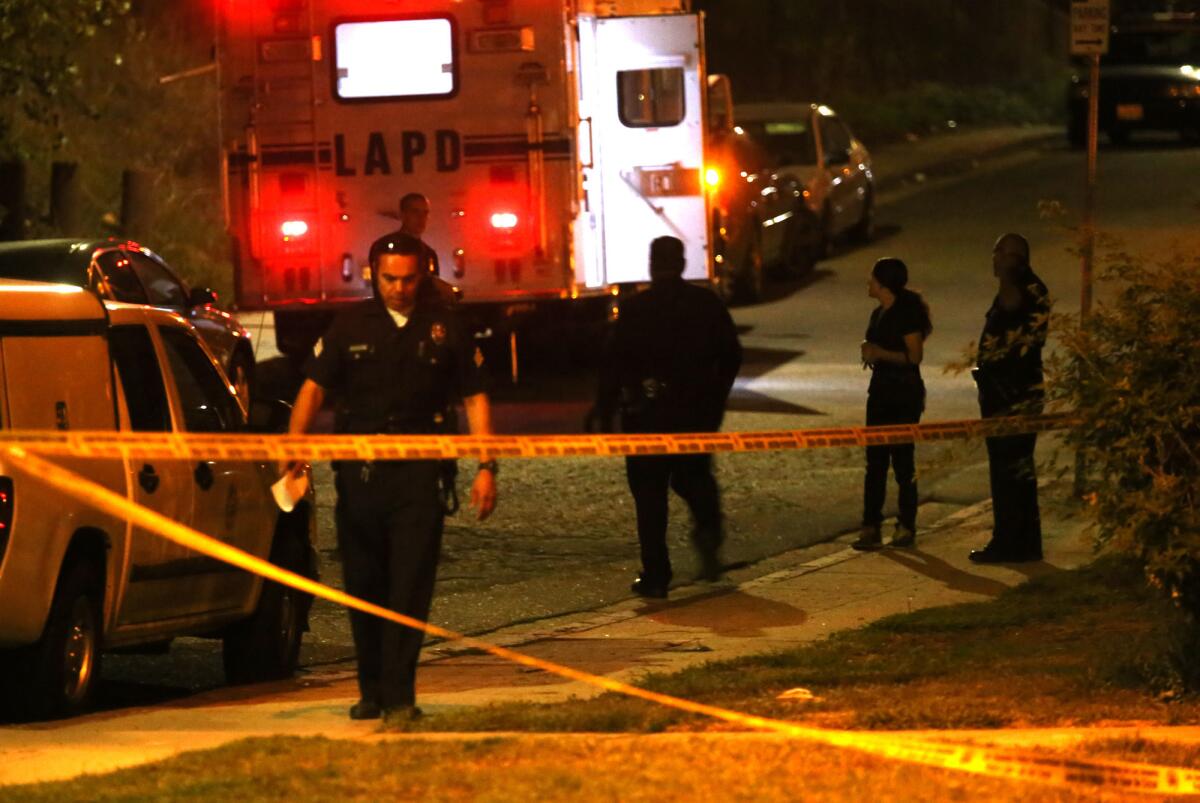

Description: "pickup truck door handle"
193 461 214 491
138 464 159 494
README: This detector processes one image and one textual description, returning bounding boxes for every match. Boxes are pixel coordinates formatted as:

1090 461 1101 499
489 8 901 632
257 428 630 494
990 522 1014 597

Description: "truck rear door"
576 13 709 286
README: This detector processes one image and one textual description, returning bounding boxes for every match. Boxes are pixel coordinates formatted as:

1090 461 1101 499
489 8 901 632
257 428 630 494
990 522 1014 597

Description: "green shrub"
1049 244 1200 683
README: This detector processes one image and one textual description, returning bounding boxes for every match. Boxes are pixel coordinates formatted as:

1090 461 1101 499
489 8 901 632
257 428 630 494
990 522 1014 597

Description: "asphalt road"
98 136 1200 708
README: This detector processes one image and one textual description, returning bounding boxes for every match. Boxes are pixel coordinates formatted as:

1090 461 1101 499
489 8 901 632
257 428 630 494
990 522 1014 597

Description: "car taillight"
281 220 309 239
0 477 13 565
705 167 721 191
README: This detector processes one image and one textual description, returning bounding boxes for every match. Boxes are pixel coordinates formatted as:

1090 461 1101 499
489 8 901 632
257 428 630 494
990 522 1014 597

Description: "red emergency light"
281 220 309 239
490 212 520 230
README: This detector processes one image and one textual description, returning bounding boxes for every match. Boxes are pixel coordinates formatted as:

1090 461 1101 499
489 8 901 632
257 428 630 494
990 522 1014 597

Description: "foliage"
3 6 230 297
0 0 131 154
1048 242 1200 670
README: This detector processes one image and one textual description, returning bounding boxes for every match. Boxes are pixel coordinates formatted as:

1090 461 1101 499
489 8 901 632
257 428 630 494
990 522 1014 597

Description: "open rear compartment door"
576 13 709 287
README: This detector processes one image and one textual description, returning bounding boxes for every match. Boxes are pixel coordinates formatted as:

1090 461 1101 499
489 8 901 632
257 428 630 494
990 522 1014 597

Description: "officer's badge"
431 322 447 345
474 347 485 368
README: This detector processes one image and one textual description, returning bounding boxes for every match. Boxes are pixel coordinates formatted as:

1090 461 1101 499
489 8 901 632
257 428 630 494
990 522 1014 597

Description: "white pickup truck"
0 281 315 720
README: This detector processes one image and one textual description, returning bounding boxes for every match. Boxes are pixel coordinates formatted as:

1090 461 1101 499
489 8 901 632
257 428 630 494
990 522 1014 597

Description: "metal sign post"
1070 0 1109 320
1070 0 1108 497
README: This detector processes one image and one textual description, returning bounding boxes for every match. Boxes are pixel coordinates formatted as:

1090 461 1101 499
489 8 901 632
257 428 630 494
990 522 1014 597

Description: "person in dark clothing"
969 232 1050 564
369 192 458 307
285 234 497 722
369 193 439 274
587 236 743 599
853 258 933 551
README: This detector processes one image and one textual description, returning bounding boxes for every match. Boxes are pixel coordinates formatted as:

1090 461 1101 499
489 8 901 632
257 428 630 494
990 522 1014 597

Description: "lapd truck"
216 0 714 362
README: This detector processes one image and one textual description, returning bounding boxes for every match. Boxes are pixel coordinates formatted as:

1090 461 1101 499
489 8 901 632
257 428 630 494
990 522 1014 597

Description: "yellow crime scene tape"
5 419 1200 796
0 412 1075 462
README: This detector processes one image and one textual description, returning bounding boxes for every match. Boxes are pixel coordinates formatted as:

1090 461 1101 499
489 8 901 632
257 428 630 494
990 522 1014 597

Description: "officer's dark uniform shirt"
975 268 1049 416
598 279 742 433
304 298 484 435
864 292 925 397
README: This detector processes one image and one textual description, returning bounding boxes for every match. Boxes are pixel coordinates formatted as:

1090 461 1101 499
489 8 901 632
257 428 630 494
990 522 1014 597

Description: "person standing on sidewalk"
969 233 1050 564
586 236 742 599
853 258 932 551
286 234 498 723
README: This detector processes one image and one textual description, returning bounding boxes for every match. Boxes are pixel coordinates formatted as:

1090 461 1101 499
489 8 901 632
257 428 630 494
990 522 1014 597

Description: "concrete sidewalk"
871 124 1063 198
0 489 1102 788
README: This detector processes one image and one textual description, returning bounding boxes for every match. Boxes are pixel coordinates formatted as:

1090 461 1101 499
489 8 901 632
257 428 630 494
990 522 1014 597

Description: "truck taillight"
705 168 721 191
490 212 519 230
0 477 13 564
281 220 309 239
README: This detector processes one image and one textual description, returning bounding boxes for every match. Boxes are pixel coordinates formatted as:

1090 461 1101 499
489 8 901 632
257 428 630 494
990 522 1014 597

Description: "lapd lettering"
334 134 356 177
436 130 460 172
402 131 427 174
332 131 462 175
365 132 391 175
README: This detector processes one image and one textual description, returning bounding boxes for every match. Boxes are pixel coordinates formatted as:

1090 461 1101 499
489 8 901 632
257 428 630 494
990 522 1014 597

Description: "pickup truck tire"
222 525 309 685
4 559 103 720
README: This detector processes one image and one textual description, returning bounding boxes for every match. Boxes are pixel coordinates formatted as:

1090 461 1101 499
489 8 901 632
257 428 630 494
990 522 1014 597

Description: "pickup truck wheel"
222 528 308 685
17 560 103 720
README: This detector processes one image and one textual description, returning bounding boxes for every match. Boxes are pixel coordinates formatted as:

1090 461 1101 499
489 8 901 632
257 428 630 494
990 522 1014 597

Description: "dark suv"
1069 13 1200 146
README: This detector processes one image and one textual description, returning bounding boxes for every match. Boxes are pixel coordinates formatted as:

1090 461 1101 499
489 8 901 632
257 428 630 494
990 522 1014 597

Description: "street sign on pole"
1071 0 1110 56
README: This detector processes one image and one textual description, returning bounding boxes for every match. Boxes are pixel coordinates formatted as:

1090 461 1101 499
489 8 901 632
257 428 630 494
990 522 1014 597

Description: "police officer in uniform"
969 232 1049 564
286 234 497 721
369 192 440 277
588 236 742 598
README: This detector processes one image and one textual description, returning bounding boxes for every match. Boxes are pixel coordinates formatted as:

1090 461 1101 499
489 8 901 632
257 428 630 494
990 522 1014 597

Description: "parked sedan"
736 103 875 253
708 103 874 304
0 238 256 402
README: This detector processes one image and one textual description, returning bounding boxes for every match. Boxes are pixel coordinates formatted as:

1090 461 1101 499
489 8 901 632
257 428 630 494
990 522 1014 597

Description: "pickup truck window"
109 326 171 432
159 328 242 433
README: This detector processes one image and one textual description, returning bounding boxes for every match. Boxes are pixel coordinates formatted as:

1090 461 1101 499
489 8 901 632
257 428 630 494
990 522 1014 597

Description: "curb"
423 494 999 663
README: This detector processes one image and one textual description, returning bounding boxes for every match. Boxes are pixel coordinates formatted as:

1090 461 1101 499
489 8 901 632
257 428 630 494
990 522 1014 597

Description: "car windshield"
740 121 817 166
0 248 86 286
1108 30 1200 65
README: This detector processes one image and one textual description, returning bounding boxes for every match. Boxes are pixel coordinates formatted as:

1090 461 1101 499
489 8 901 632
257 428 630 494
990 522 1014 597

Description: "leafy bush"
1049 243 1200 684
833 78 1067 145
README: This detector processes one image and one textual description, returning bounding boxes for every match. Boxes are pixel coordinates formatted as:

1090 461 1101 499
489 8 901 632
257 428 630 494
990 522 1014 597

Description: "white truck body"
217 0 711 322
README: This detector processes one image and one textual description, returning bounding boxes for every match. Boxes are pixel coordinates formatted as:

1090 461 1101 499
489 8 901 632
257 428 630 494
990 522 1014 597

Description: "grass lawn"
7 734 1200 803
6 556 1200 802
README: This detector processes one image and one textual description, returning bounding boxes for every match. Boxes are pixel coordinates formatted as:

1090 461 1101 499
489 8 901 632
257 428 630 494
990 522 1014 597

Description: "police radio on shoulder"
477 459 498 476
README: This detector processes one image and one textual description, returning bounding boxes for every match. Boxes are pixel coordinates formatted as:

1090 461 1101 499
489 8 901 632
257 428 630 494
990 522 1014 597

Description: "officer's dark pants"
984 432 1042 557
626 454 722 584
862 393 923 532
336 460 443 709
